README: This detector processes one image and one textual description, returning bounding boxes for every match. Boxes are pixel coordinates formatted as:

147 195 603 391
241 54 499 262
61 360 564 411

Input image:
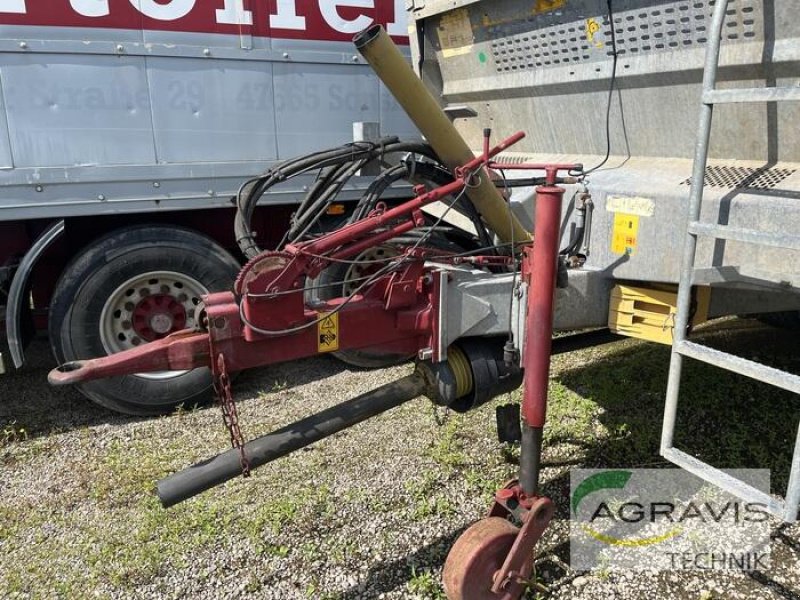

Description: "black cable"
233 139 442 258
583 0 618 177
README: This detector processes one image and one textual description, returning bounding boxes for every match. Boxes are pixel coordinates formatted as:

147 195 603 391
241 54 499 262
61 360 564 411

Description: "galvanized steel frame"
661 0 800 523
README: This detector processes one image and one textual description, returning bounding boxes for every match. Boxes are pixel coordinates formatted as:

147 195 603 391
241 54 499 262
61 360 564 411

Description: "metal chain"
433 404 450 427
213 353 251 477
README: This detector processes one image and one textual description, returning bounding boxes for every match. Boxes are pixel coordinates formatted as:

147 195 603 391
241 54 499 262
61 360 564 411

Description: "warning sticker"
611 213 640 255
606 195 656 217
317 312 339 353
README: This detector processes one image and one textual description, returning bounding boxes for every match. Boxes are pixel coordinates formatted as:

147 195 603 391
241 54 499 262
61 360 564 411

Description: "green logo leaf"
572 470 632 515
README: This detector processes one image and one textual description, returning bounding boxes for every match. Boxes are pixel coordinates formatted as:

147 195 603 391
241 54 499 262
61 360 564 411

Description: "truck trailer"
0 0 418 414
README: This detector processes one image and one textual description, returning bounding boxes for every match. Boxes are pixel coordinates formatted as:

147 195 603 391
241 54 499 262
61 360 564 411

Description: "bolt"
18 41 27 49
203 48 211 56
351 55 359 62
282 52 289 59
116 44 124 53
207 189 214 196
153 182 160 188
213 317 226 329
97 194 106 201
35 185 43 192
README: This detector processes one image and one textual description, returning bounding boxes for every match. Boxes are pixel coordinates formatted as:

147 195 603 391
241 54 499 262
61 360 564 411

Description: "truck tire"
309 228 476 368
49 225 240 415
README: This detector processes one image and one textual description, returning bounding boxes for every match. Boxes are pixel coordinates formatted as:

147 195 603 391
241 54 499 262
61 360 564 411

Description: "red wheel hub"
131 294 187 341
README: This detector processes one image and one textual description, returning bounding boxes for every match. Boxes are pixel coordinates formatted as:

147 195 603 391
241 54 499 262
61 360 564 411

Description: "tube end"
353 24 383 50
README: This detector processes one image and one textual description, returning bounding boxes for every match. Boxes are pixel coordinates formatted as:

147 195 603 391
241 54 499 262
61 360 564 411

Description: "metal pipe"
519 425 544 495
353 25 530 245
661 0 730 454
784 420 800 522
519 183 565 496
157 372 426 507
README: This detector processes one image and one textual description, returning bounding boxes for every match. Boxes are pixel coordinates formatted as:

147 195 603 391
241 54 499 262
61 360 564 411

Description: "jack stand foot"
443 481 554 600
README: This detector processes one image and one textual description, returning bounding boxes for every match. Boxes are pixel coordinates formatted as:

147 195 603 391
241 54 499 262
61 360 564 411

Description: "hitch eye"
56 361 84 373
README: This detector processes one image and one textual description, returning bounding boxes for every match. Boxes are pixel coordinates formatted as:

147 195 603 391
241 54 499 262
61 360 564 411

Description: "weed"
272 379 289 392
408 566 445 599
1 420 28 446
404 473 455 520
427 417 468 469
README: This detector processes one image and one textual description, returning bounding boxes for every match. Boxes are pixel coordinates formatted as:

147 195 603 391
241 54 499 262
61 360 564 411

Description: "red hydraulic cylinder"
522 183 564 427
519 181 566 496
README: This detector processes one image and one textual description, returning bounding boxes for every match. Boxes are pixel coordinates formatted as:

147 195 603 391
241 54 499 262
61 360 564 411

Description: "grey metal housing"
0 26 417 221
407 0 800 322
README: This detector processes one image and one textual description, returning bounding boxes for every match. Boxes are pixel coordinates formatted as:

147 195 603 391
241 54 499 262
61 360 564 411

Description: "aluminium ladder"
660 0 800 522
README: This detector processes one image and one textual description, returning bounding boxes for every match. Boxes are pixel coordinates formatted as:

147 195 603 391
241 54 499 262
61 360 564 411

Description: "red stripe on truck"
0 0 409 44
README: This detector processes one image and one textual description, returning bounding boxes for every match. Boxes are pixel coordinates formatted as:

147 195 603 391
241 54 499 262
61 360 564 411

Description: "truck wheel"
49 225 240 415
311 245 408 368
309 229 474 368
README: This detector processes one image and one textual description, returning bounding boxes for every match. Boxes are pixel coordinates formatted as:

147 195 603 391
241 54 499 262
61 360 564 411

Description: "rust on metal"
442 516 521 600
213 353 251 478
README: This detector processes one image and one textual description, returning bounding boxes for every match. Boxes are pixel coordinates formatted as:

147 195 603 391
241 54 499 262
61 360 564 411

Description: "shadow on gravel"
0 337 353 441
338 529 461 599
556 318 799 495
336 473 574 599
0 337 136 440
232 354 352 397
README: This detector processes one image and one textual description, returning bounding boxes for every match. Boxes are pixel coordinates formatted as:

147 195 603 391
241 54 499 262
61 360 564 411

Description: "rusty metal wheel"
443 516 521 600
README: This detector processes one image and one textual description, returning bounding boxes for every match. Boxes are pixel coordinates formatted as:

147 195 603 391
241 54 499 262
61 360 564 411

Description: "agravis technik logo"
570 469 771 571
572 470 683 547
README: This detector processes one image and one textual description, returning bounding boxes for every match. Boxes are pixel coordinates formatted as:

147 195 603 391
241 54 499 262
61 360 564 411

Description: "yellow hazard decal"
611 213 640 255
317 312 339 353
586 17 604 48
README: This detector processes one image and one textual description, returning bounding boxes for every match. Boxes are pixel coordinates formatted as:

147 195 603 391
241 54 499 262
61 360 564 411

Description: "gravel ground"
1 319 798 599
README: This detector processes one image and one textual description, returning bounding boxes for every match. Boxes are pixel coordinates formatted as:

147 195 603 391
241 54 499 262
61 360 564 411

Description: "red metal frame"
48 134 583 600
49 132 527 386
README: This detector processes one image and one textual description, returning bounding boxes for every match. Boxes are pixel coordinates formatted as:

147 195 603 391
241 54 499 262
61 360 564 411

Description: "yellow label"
317 312 339 353
535 0 567 12
482 0 565 28
611 213 640 255
586 17 604 48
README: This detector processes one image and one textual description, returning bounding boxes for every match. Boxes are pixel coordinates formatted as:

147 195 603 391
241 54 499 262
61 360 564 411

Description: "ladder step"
676 341 800 395
661 447 785 518
688 221 800 251
703 87 800 104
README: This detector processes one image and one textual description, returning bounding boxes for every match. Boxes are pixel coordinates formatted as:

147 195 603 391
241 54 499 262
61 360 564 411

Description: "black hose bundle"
233 137 494 259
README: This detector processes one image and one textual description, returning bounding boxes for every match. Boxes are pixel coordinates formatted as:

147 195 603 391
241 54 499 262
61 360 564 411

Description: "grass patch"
408 566 446 599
